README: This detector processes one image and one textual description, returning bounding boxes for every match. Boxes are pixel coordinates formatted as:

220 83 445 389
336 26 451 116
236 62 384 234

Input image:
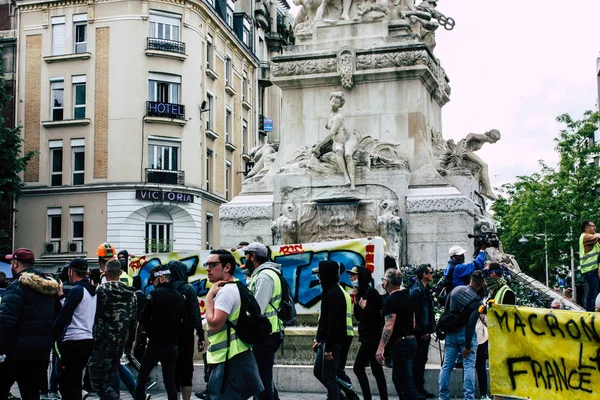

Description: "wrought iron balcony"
145 168 185 186
146 101 186 120
146 37 186 55
145 238 174 253
259 114 265 131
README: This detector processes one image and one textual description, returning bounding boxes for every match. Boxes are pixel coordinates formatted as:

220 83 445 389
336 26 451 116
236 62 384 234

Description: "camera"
468 232 500 254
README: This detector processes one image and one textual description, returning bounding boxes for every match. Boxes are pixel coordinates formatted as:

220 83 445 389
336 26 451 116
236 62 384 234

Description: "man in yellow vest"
243 242 283 400
204 249 263 400
97 243 133 286
579 220 600 311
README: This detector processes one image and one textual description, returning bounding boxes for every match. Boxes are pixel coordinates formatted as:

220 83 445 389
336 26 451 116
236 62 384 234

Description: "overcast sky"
288 0 600 192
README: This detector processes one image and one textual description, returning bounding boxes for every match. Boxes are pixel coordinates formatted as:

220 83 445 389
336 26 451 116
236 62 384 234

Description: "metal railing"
145 168 185 185
146 37 186 55
145 238 174 253
146 101 186 120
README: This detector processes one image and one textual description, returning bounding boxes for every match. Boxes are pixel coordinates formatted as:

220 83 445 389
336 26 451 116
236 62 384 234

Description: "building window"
225 56 232 86
73 76 86 119
149 10 181 41
226 1 234 27
50 140 63 187
225 108 232 143
206 213 213 249
51 79 64 121
205 93 213 131
71 139 85 185
258 37 265 61
243 27 250 47
148 139 180 171
69 207 84 252
73 14 87 53
145 210 173 253
52 16 65 56
48 208 62 251
206 34 213 69
225 161 231 200
242 119 248 154
149 73 180 104
242 71 247 101
206 149 213 192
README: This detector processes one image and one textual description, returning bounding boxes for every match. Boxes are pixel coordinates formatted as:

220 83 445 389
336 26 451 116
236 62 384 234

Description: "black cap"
68 258 88 272
150 265 171 280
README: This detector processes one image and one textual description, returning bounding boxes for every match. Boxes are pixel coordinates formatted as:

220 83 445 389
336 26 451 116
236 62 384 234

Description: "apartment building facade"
13 0 258 265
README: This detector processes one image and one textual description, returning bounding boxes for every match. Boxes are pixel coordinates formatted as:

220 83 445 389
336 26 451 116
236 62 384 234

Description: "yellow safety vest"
100 271 133 286
340 285 354 337
206 281 251 364
579 233 600 274
493 285 511 304
249 268 282 334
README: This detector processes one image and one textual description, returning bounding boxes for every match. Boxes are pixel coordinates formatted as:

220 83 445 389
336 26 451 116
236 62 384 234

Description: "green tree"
492 111 600 284
0 57 36 201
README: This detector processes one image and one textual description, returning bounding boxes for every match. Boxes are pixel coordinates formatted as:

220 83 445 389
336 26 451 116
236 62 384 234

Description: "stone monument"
220 1 501 267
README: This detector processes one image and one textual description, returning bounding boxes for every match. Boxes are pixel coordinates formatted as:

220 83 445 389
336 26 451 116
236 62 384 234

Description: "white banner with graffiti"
127 237 386 314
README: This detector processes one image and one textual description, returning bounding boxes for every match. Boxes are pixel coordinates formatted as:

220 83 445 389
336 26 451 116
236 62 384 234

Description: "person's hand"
198 340 206 352
422 333 430 340
312 339 319 353
57 280 64 297
481 243 489 250
324 351 334 361
358 298 367 309
462 347 474 359
208 281 226 297
375 346 385 365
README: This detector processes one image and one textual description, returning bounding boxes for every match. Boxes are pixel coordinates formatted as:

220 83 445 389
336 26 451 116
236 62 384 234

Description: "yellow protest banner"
488 304 600 400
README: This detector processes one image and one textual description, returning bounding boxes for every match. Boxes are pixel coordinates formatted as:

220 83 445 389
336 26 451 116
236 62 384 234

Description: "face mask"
351 280 359 288
119 259 127 268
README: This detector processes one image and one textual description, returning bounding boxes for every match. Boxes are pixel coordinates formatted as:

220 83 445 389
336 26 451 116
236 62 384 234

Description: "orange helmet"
97 242 116 258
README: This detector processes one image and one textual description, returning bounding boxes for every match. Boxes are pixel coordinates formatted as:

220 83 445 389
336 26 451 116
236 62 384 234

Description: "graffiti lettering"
279 244 304 255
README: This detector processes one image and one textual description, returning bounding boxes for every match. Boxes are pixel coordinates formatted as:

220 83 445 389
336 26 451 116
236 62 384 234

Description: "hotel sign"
136 189 194 203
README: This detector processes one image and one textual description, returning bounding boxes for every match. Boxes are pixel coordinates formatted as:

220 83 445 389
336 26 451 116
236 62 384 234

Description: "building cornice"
20 182 229 205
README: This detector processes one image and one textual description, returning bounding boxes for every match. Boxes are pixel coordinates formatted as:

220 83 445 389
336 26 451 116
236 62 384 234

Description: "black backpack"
435 297 479 340
225 281 272 345
434 264 457 306
269 272 297 327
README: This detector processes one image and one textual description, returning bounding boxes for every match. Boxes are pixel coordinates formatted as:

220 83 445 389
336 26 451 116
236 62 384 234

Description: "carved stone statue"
312 92 359 190
315 0 351 21
356 0 388 22
292 0 322 35
245 143 279 180
271 203 297 244
463 130 501 200
376 199 403 258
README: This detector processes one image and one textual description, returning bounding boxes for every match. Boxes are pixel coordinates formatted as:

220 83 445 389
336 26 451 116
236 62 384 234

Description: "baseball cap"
97 242 116 258
5 248 35 265
242 242 268 258
150 265 171 280
68 257 88 272
312 260 340 274
347 266 359 274
448 246 466 257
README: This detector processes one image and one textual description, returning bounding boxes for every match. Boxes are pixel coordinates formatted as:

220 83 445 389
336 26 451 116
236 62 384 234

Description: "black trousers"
252 332 282 400
0 358 47 400
475 340 489 397
314 343 340 400
59 340 94 400
412 335 430 392
353 340 388 400
135 342 178 400
336 336 353 384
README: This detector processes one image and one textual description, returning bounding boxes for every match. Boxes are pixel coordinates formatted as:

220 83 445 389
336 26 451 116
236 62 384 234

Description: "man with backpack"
204 249 264 400
168 261 205 400
243 243 284 400
437 271 485 400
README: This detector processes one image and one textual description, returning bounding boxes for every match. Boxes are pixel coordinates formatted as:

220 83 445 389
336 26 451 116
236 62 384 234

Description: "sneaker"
82 391 90 400
145 381 157 391
40 395 49 400
481 396 492 400
194 391 208 400
419 389 436 399
8 395 22 400
145 395 151 400
48 392 61 400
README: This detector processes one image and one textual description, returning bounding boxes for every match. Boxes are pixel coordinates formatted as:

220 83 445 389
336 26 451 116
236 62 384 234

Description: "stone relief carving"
437 130 501 201
271 57 337 77
315 0 351 21
338 49 355 89
356 0 388 22
355 49 428 70
245 143 279 181
316 202 359 241
292 0 323 35
271 203 298 244
376 199 403 258
356 201 379 237
407 197 474 215
220 205 273 220
299 203 319 243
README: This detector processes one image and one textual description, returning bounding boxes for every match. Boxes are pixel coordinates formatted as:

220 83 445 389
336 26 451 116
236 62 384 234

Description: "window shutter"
52 23 66 55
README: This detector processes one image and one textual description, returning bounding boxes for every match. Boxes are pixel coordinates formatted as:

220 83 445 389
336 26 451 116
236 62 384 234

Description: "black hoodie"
353 267 384 343
315 261 348 352
168 260 203 338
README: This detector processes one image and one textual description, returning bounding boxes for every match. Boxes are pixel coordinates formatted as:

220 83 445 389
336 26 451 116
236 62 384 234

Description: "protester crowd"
2 221 600 400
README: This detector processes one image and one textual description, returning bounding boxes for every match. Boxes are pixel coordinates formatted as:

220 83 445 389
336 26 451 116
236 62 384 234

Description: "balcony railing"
146 37 186 55
146 101 186 120
145 238 174 253
146 168 185 186
259 114 265 131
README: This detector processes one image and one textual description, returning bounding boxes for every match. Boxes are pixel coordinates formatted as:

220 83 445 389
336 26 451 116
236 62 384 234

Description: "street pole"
570 244 576 301
544 233 549 288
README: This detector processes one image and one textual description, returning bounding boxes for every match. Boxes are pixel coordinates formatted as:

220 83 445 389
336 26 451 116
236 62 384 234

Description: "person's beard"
10 263 16 276
245 258 255 273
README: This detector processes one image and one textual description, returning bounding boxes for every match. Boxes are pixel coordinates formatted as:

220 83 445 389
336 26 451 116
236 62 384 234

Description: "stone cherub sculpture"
315 0 352 21
292 0 322 34
312 92 358 190
463 130 501 200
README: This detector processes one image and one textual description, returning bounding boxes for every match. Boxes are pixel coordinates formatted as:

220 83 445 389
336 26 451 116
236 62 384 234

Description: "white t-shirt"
215 283 241 316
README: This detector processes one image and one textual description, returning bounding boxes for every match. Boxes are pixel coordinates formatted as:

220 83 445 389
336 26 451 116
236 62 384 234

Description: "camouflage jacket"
93 281 136 353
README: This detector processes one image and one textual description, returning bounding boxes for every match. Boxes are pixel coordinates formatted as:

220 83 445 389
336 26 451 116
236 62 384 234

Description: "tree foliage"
0 57 36 201
492 111 600 284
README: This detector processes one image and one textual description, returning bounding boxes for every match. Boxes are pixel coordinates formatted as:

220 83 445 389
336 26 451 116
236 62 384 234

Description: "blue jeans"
584 270 599 312
112 364 137 396
438 328 478 400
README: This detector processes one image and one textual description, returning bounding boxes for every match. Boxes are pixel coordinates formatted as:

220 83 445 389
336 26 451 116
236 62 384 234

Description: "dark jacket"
446 285 483 346
0 269 60 360
410 279 435 335
93 281 137 354
168 261 203 337
139 281 186 345
353 267 383 343
315 262 348 352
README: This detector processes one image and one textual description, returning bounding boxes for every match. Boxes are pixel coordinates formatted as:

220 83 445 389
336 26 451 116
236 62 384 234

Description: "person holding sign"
579 220 600 311
438 271 485 400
